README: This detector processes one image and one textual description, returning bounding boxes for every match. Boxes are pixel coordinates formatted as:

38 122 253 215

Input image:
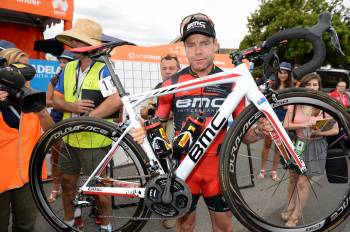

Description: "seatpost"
101 55 128 97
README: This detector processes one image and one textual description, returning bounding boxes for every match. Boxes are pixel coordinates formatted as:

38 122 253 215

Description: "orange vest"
0 112 42 193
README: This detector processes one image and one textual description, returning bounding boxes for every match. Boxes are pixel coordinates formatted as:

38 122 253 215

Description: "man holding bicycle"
131 13 273 232
132 13 254 232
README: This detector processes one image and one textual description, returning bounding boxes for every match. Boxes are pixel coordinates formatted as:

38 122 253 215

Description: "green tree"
240 0 350 69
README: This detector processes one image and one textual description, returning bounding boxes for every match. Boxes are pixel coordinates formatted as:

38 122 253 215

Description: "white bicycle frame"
80 63 307 198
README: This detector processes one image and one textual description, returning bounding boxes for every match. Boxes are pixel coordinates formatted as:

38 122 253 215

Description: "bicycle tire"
29 117 151 232
220 88 350 231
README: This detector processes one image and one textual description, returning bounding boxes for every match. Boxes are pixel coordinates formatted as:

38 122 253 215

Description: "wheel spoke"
220 90 350 231
30 118 151 231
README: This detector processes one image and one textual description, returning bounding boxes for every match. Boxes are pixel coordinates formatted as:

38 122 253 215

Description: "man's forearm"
36 109 54 132
52 94 74 113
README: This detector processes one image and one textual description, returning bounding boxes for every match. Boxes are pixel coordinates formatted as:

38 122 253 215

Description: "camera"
0 57 46 113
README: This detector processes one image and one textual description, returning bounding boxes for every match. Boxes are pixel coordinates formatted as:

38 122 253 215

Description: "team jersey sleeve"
99 65 111 80
155 79 173 120
54 70 65 95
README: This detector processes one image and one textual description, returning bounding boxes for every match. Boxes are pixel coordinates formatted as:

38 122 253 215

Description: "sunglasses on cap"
180 13 214 36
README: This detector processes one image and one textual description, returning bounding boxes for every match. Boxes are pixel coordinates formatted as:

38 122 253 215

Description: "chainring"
144 174 192 218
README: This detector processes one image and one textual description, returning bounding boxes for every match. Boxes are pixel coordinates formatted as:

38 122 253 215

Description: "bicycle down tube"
79 62 305 197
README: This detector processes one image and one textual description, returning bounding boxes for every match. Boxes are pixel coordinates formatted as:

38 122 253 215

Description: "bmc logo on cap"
186 21 206 31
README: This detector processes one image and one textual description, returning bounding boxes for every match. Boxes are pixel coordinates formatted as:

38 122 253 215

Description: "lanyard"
73 61 96 98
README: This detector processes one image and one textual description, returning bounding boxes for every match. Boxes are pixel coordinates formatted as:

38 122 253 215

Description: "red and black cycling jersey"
156 65 245 156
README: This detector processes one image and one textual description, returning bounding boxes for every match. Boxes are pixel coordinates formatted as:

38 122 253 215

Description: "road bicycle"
29 12 350 231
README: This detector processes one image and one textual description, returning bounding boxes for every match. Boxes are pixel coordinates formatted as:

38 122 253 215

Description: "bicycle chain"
80 173 174 221
78 173 156 186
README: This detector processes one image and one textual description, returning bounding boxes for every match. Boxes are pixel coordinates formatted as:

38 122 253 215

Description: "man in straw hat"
53 18 122 232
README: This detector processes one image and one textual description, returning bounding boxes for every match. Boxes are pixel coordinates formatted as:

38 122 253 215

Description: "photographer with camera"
0 48 54 232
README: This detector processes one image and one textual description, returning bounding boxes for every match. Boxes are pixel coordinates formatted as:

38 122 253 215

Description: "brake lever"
229 51 244 66
262 48 280 80
328 27 345 56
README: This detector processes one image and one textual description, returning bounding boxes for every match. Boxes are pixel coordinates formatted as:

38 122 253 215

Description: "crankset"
144 174 192 218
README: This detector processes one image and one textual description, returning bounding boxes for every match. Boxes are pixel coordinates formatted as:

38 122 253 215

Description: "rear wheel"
220 88 350 231
30 117 151 232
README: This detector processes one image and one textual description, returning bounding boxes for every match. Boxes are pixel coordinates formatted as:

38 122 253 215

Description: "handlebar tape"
262 12 331 81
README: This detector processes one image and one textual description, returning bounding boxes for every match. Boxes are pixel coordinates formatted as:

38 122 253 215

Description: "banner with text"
29 59 59 92
111 43 234 69
0 0 73 20
27 43 235 95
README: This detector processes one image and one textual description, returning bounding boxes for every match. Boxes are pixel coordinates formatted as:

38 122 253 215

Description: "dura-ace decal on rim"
228 110 262 174
51 125 114 140
224 95 350 231
46 124 117 146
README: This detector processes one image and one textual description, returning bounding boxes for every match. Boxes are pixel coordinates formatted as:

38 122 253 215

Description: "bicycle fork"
264 110 307 174
247 88 307 174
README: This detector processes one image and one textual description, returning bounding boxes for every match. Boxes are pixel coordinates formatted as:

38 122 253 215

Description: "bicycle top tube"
127 63 251 108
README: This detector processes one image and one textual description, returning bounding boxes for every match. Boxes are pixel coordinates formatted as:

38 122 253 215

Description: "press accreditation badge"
295 139 306 156
99 76 117 97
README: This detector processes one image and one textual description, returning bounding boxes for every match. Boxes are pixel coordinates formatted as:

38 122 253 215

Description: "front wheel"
29 117 151 232
220 88 350 231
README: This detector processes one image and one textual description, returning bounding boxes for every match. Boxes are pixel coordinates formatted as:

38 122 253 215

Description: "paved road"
31 196 349 232
12 140 350 231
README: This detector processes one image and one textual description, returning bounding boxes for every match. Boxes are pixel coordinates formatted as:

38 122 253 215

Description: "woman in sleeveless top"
281 73 339 227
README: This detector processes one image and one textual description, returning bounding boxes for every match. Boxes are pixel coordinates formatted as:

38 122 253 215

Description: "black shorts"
189 194 230 213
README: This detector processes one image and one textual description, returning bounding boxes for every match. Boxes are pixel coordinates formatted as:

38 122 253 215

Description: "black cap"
181 18 216 42
58 50 76 61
